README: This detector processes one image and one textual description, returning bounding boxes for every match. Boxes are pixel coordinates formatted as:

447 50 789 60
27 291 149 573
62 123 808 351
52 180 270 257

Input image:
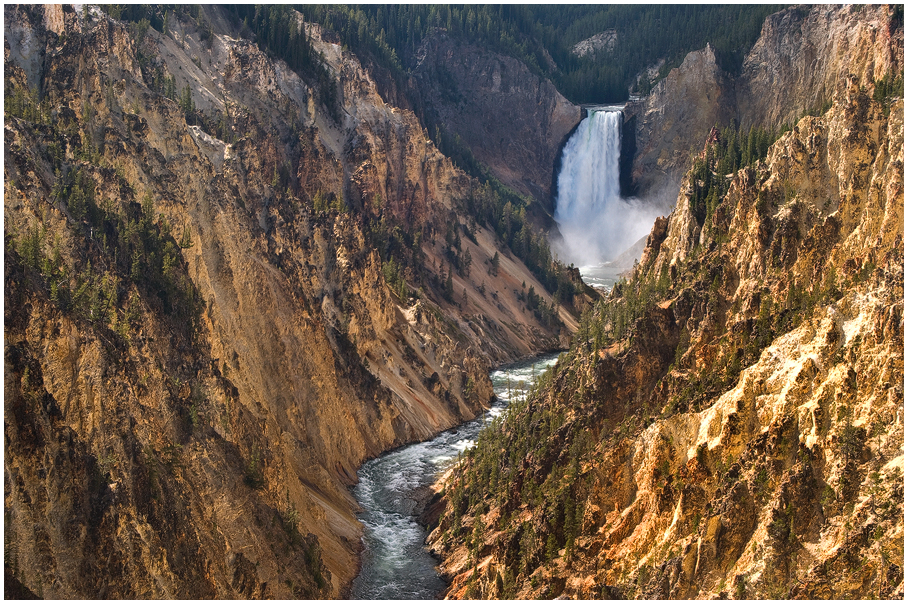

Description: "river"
579 262 626 293
349 352 561 599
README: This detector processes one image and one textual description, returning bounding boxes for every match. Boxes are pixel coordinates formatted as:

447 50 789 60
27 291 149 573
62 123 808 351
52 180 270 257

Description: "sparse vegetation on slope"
3 4 578 598
428 72 904 599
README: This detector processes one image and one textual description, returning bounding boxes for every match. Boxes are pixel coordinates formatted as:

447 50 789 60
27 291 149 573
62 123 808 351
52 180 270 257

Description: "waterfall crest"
554 109 658 267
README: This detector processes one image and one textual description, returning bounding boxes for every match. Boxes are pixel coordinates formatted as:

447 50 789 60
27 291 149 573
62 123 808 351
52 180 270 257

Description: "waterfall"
554 109 655 267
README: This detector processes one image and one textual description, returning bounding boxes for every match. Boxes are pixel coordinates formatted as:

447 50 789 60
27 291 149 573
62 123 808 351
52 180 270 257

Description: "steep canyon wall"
629 4 903 199
3 5 576 598
410 31 581 214
427 6 903 599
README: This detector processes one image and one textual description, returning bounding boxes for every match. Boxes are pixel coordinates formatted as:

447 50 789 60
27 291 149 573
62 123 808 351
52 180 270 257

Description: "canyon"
426 4 904 599
409 30 581 213
3 3 904 601
4 5 584 598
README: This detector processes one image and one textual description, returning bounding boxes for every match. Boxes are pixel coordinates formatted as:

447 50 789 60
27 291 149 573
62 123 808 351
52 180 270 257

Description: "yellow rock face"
428 6 903 599
3 5 576 599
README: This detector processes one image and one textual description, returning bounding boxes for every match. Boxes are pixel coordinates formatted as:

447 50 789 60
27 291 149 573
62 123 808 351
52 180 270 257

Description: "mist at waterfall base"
553 109 670 273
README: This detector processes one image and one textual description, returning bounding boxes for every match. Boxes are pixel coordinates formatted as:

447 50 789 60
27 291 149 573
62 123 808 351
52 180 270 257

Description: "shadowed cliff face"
627 44 736 198
3 5 577 598
738 4 904 131
410 31 581 213
426 16 903 599
628 4 903 201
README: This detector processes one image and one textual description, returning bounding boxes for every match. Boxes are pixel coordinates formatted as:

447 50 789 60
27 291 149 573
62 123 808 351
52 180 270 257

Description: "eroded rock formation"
427 14 903 599
410 31 581 211
628 4 902 199
3 5 579 598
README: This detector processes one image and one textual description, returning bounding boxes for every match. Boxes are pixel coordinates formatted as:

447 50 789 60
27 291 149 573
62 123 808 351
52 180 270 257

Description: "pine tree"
179 85 195 116
179 225 193 249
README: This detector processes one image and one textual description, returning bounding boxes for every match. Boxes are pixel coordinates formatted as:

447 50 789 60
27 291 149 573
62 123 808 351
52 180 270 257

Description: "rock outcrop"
738 4 904 131
427 15 903 599
628 4 903 199
571 30 618 58
3 5 578 598
627 44 734 196
410 31 582 212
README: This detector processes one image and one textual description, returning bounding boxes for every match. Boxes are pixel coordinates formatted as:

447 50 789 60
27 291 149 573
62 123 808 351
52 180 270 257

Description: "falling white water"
554 109 661 269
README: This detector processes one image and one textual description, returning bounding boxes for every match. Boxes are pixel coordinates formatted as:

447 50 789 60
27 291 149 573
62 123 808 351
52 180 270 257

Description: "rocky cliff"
3 5 579 598
738 4 904 132
626 43 735 198
628 4 903 199
426 14 903 599
410 31 581 212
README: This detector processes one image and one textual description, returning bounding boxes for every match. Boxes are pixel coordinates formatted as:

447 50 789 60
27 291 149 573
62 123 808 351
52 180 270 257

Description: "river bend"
350 353 560 599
